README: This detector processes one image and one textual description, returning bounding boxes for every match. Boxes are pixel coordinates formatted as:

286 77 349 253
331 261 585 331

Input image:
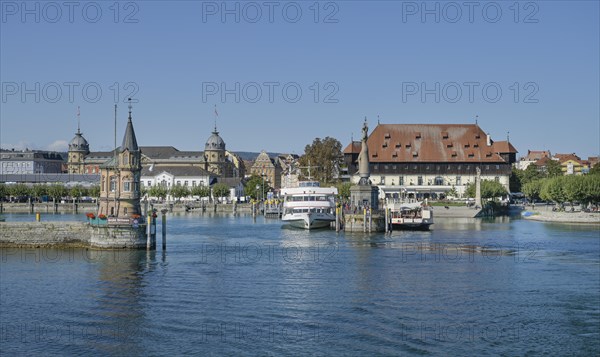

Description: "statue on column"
357 118 370 185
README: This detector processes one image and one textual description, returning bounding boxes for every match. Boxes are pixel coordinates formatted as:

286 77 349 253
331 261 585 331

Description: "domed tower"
67 111 90 174
205 125 226 175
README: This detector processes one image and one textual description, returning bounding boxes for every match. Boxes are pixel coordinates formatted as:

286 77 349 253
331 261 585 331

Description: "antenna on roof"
128 98 133 120
475 115 479 125
76 106 81 133
213 104 219 133
377 115 380 125
507 131 510 142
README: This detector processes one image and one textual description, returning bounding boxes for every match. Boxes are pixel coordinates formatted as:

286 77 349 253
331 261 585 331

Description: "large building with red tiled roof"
343 123 517 198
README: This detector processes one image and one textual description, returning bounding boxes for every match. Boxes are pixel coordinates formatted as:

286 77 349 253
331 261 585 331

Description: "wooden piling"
161 213 166 250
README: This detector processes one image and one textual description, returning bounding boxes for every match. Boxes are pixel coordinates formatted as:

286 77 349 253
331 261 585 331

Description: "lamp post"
256 184 260 201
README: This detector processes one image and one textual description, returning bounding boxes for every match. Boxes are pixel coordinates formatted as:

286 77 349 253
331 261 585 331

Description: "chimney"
486 133 492 146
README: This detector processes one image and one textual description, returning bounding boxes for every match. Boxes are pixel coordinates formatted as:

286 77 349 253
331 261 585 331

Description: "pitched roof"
554 153 581 163
343 141 361 154
524 150 551 161
141 165 212 177
121 117 139 152
140 146 179 159
361 124 507 163
534 157 552 166
492 141 518 154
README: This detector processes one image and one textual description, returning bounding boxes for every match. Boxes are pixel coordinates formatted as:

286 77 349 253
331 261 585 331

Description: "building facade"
343 123 517 198
141 165 214 189
250 151 282 189
1 150 65 175
67 124 245 179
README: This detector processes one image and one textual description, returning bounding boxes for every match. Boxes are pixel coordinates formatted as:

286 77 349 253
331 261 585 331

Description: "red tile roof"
343 141 361 154
492 141 518 154
525 150 551 161
362 124 508 163
554 153 581 163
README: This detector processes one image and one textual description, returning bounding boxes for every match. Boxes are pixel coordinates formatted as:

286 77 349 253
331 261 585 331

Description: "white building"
141 165 214 189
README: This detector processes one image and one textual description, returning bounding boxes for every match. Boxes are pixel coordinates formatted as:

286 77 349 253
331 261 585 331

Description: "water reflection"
81 249 156 355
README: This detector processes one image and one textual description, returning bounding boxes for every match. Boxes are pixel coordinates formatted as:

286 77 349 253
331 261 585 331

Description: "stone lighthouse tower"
97 101 142 217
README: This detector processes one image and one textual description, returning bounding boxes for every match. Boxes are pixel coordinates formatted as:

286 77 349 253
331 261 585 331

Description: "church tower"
98 101 142 217
204 124 226 176
67 109 90 174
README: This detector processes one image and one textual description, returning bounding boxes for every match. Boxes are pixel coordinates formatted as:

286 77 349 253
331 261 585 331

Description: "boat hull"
391 222 433 231
282 213 334 230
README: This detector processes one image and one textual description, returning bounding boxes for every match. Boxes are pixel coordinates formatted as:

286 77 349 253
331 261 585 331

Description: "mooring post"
146 213 152 250
161 209 167 250
36 212 41 222
384 206 388 234
368 207 372 233
335 206 340 232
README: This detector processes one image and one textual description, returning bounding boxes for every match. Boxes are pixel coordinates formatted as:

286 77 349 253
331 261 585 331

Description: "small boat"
387 200 433 230
281 181 337 230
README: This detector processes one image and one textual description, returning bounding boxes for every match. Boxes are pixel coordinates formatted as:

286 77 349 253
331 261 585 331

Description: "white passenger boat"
387 200 433 230
281 181 338 230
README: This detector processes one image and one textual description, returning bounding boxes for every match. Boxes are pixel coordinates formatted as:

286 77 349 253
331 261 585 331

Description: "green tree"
521 164 544 185
170 185 190 202
212 183 231 200
509 167 523 192
336 182 352 201
31 184 48 202
522 179 543 202
70 185 85 201
540 177 565 204
0 183 8 201
465 180 508 200
244 175 271 200
47 184 67 201
546 159 563 177
589 163 600 175
298 136 343 184
191 185 211 198
9 183 31 198
148 185 168 200
88 185 101 198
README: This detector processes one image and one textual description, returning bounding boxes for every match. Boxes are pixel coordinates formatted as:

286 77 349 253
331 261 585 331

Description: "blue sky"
1 1 598 159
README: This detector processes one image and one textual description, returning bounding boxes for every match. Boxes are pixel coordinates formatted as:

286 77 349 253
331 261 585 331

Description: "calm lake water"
1 214 599 356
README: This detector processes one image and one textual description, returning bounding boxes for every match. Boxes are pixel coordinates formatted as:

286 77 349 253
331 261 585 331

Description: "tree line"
0 183 100 202
522 175 600 207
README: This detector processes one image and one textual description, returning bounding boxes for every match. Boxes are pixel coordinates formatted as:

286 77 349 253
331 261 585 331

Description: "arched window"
434 176 444 185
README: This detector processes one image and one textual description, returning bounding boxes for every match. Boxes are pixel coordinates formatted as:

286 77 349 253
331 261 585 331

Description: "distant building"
141 165 214 189
278 154 300 188
250 151 282 189
0 149 65 175
67 127 90 174
67 123 245 179
554 153 585 175
343 123 517 198
517 150 551 170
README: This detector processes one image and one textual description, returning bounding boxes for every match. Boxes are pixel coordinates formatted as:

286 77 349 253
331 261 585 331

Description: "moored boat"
387 200 433 230
281 181 337 230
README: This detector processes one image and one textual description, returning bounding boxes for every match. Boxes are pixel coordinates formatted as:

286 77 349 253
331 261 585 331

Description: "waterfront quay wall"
0 202 98 214
0 222 152 249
